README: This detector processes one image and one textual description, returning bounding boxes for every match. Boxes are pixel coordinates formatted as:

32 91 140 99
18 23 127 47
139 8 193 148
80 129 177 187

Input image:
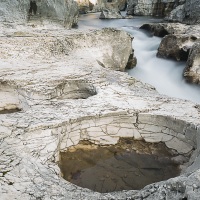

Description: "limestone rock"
154 23 200 61
1 5 200 200
165 4 185 22
125 53 137 69
75 0 94 14
127 0 137 15
157 34 192 61
140 23 188 37
166 0 200 24
184 0 200 24
76 0 127 14
184 42 200 84
0 0 79 28
118 0 128 11
141 22 200 84
99 1 123 19
127 0 185 17
1 23 200 199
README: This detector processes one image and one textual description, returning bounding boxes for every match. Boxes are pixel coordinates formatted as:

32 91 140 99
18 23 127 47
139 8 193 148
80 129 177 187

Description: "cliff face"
171 0 200 24
126 0 200 25
127 0 185 17
0 0 78 28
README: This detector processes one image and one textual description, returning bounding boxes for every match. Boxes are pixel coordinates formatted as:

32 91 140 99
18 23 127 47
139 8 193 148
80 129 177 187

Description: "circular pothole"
52 80 97 99
59 138 186 193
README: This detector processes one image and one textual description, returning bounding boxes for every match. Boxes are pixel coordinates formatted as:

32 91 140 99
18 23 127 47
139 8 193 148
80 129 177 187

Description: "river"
78 13 200 103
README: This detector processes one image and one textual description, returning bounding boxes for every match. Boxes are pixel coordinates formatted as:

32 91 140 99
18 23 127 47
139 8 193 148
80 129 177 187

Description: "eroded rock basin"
59 138 185 193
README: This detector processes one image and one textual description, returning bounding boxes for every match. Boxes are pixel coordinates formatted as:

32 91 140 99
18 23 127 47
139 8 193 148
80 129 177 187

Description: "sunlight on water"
78 13 200 104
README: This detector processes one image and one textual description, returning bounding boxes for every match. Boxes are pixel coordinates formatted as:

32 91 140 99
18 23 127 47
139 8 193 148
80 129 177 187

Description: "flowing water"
78 13 200 103
59 15 196 192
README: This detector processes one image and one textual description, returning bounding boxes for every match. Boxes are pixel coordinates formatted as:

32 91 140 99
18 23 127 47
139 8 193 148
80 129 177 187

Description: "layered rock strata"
0 23 200 199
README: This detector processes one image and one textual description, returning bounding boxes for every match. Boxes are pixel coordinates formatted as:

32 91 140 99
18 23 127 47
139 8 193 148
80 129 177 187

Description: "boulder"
0 0 79 28
184 42 200 84
126 52 137 69
77 0 127 14
99 1 123 19
1 23 200 199
127 0 137 15
157 34 193 61
126 0 185 17
141 22 200 84
166 0 200 24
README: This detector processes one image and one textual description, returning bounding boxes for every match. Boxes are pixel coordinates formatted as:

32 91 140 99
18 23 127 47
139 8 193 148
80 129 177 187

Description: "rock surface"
157 34 192 61
1 22 200 199
184 42 200 84
127 0 185 17
166 0 200 24
1 2 200 200
142 22 200 84
0 0 78 28
99 1 123 19
75 0 127 15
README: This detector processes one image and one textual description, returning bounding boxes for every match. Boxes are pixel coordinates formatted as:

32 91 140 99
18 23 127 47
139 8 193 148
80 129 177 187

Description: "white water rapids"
78 13 200 103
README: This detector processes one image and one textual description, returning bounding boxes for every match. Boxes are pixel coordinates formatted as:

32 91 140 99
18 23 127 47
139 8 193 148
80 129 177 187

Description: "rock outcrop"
140 22 200 84
140 23 187 37
184 42 200 84
157 34 192 61
1 1 200 200
0 0 78 28
75 0 95 14
127 0 185 17
154 24 199 61
75 0 127 15
166 0 200 24
99 1 123 19
1 19 200 199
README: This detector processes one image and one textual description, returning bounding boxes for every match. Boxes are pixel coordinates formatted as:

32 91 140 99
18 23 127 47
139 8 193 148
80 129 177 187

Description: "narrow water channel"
78 13 200 103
